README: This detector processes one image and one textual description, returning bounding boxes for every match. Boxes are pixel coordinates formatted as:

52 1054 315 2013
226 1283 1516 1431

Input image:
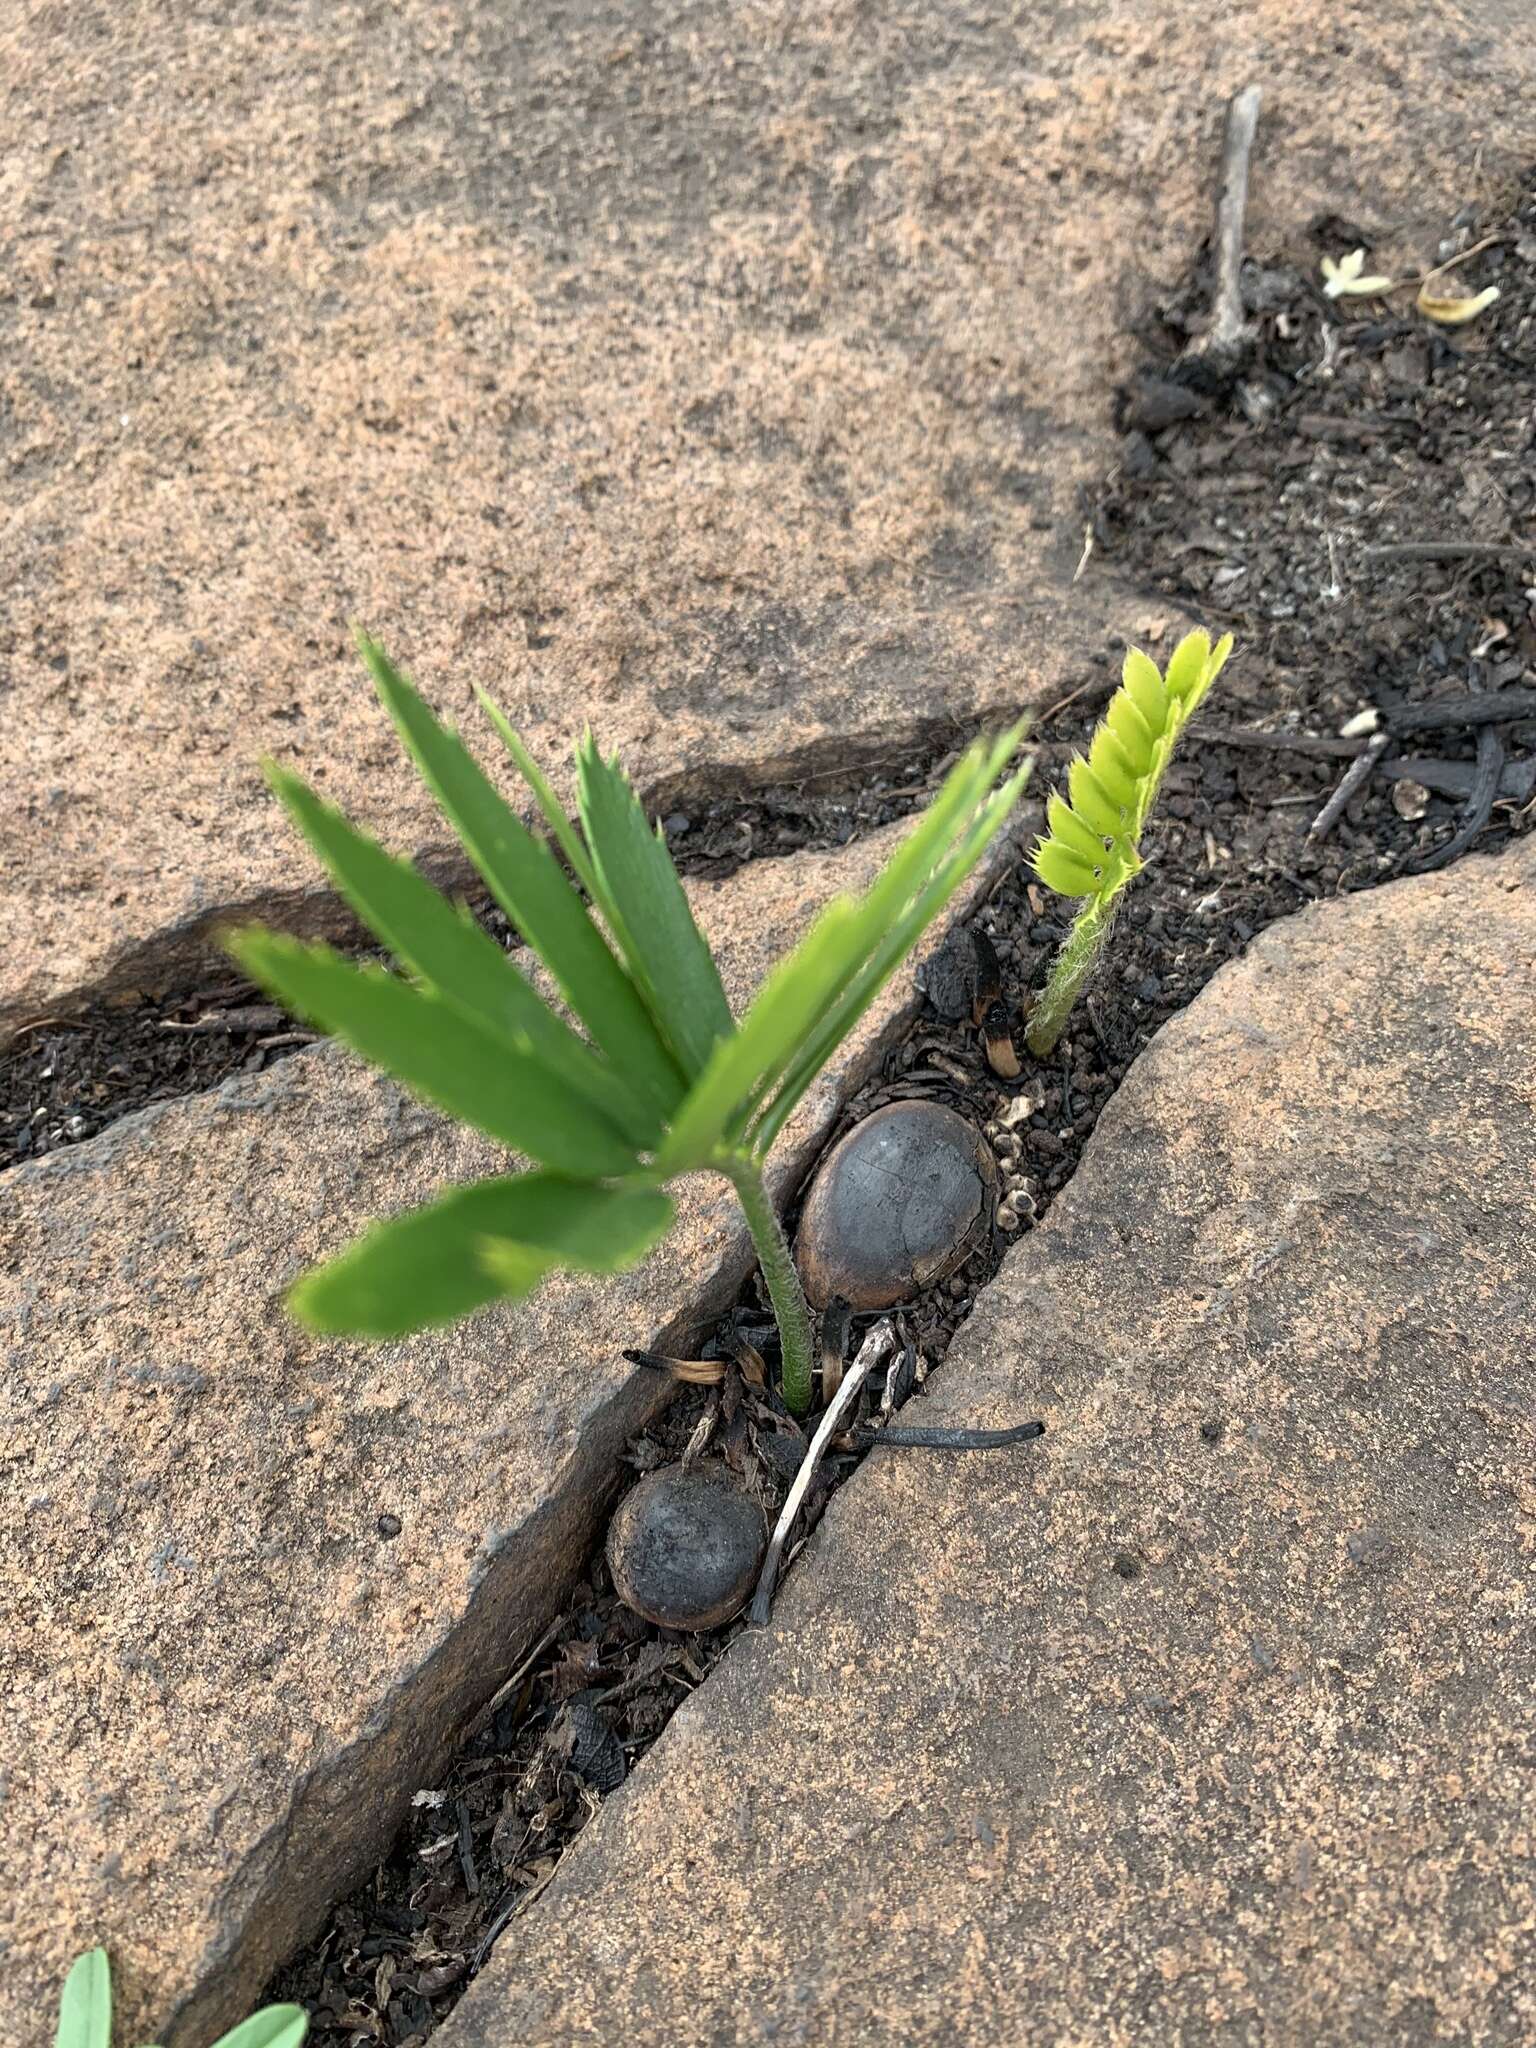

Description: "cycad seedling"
1026 628 1232 1056
227 634 1030 1416
54 1948 307 2048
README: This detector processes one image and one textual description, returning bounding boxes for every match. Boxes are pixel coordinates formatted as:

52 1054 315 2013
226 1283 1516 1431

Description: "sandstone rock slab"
0 822 975 2048
443 838 1536 2047
5 0 1533 1021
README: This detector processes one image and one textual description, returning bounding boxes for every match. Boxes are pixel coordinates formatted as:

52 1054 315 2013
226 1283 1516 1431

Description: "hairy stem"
1025 900 1113 1057
720 1155 816 1416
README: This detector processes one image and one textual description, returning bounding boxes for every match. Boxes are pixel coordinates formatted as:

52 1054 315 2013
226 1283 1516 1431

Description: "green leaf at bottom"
55 1951 111 2048
208 2010 310 2048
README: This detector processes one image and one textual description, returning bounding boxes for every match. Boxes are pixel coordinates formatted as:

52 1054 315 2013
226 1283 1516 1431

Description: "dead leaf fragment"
1392 780 1431 821
1416 281 1500 325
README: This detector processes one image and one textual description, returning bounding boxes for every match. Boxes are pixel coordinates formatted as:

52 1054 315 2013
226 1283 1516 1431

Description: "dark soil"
0 985 318 1169
268 172 1535 2048
1096 166 1536 832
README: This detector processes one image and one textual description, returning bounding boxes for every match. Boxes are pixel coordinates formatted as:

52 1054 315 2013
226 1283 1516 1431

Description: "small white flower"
1320 248 1395 299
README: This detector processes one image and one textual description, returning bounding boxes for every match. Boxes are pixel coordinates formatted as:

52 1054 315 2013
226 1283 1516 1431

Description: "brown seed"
795 1101 998 1311
607 1462 768 1631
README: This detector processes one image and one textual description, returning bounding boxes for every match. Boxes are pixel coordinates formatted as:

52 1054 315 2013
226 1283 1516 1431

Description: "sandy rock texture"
0 823 965 2048
442 838 1536 2047
4 0 1534 1023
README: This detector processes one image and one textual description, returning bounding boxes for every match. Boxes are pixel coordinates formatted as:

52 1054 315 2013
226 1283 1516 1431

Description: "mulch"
1095 163 1536 881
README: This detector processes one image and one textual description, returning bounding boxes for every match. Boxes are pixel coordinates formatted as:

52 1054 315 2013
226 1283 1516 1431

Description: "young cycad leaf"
752 753 1033 1153
1032 840 1100 898
357 636 685 1119
658 721 1030 1169
1163 629 1212 703
1044 791 1107 869
475 1182 673 1295
655 898 868 1172
1103 692 1155 773
474 690 606 909
839 722 1027 943
1121 649 1167 733
55 1950 111 2048
1086 729 1141 807
887 724 1022 864
1067 756 1126 841
239 633 1035 1413
574 737 735 1076
1027 627 1233 1053
1176 630 1232 715
227 932 639 1179
207 2008 310 2048
292 1176 675 1336
264 767 661 1151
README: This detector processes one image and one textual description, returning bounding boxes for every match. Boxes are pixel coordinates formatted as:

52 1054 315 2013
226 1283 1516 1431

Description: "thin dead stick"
1416 231 1508 289
470 1860 561 1968
1385 690 1536 731
1308 731 1390 841
5 1015 89 1041
850 1419 1046 1452
465 1616 564 1747
158 1005 288 1035
1407 726 1504 875
1034 672 1107 726
1207 727 1535 801
1361 541 1533 564
748 1318 896 1627
1187 85 1262 366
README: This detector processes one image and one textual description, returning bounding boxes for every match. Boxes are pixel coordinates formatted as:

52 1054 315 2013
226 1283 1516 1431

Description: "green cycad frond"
228 632 1031 1411
1026 629 1232 1055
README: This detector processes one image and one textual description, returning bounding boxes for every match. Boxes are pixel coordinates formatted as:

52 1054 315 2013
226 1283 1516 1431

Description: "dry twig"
1361 541 1532 565
748 1318 896 1626
1308 732 1390 841
1408 726 1505 874
1182 85 1262 379
850 1419 1045 1452
1384 690 1536 732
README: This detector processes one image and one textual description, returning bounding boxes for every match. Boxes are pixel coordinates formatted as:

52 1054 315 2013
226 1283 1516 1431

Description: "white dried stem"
747 1318 897 1626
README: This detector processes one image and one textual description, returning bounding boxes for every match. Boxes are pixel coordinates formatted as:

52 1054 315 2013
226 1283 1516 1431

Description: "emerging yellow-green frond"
1026 628 1232 1053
